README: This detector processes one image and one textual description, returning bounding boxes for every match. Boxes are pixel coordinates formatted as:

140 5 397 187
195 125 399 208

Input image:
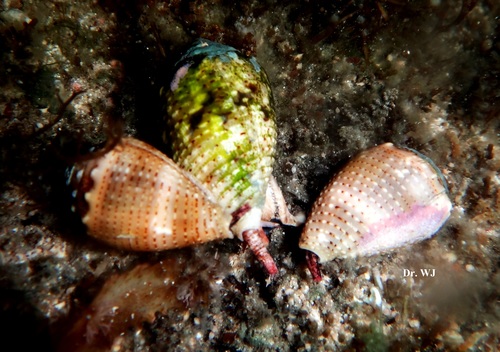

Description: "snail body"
299 143 452 281
163 39 278 274
69 137 232 251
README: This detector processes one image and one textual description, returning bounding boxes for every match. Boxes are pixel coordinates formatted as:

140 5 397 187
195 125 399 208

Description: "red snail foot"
305 250 322 282
242 228 278 276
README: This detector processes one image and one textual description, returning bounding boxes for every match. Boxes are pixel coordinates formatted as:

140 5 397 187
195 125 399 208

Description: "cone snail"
68 137 234 250
162 39 278 274
299 143 453 282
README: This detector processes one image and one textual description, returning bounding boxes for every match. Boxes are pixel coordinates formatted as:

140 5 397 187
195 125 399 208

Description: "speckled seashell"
162 39 278 274
299 143 452 281
68 137 232 251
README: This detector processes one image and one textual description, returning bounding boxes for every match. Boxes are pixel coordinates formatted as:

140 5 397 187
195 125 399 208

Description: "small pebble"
408 319 420 329
465 264 475 272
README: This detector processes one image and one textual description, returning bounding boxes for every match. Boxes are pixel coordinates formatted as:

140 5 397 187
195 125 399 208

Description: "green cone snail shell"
162 39 278 274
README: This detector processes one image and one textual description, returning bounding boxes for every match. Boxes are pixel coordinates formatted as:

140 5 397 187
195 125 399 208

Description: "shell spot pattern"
69 137 233 251
299 143 452 265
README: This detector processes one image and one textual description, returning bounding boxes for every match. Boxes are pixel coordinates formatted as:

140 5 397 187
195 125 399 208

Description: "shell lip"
402 146 450 194
67 159 98 219
298 240 332 265
230 204 263 241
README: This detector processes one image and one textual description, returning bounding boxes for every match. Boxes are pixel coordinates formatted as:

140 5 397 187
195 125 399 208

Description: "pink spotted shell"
299 143 452 263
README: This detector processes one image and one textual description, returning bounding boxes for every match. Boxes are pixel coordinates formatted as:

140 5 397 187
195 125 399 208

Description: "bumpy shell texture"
299 143 452 264
162 39 278 275
69 137 232 251
163 39 276 218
